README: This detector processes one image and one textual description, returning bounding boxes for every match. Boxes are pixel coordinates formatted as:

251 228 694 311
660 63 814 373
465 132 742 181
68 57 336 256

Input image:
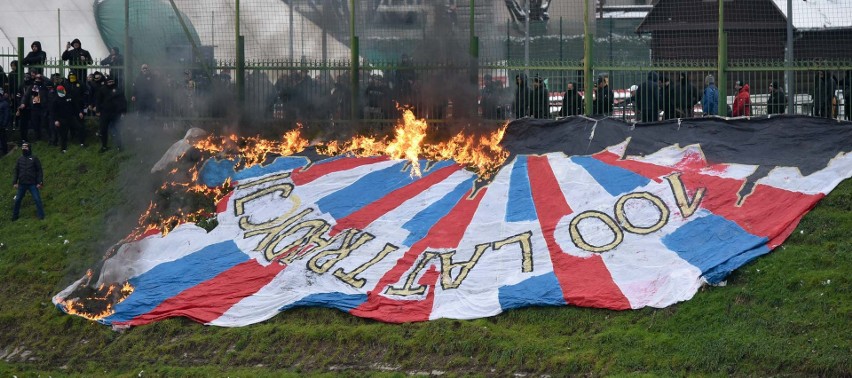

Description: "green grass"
0 129 849 377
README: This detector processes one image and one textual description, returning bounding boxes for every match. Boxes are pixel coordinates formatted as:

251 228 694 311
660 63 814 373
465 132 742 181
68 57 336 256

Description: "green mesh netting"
95 0 202 66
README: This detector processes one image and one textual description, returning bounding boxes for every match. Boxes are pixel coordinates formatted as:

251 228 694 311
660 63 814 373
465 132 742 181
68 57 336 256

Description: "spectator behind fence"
513 73 530 119
767 81 786 115
560 81 583 117
62 39 94 83
813 70 836 119
22 41 46 74
480 74 502 119
100 47 124 87
661 75 677 120
593 75 613 116
702 74 718 116
530 76 549 119
843 70 852 121
131 64 159 117
12 142 44 221
635 71 661 123
677 73 699 118
732 80 751 117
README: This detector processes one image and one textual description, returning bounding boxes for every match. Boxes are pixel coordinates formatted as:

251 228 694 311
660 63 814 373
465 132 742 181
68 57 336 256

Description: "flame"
317 109 509 177
131 110 507 239
61 281 135 321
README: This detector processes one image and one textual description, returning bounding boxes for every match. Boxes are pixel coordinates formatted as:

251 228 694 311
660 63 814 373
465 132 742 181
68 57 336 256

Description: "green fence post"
583 0 594 116
124 0 132 107
17 37 24 89
717 0 727 114
237 36 245 110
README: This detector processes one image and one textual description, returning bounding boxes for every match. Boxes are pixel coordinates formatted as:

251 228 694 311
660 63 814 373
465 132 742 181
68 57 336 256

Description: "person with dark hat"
732 79 751 117
22 41 46 74
767 81 787 115
62 39 94 83
635 71 661 122
11 142 45 221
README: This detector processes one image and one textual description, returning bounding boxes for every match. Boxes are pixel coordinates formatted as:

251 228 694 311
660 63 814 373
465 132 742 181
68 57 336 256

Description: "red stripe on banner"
351 187 487 323
123 260 286 326
678 174 824 241
330 164 462 236
291 156 389 185
526 155 631 310
592 150 823 244
216 191 234 214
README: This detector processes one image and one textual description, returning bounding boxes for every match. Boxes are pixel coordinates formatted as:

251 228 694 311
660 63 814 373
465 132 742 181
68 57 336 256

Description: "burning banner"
54 114 852 326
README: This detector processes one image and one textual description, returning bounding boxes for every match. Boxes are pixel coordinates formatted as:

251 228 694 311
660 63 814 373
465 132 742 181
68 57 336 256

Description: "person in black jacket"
63 73 88 146
530 76 550 119
559 81 583 117
593 75 613 116
17 75 49 143
22 41 47 74
50 85 77 152
635 71 661 123
100 47 124 87
62 39 94 83
767 81 787 115
12 142 45 221
513 73 530 119
96 77 127 152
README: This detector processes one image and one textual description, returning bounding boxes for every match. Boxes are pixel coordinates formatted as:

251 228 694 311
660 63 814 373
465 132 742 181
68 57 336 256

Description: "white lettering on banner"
229 171 705 292
568 172 706 253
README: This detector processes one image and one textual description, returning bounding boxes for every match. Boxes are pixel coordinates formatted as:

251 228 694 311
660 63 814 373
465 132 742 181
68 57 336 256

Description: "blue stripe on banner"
498 272 567 310
200 156 309 187
317 160 455 220
103 241 249 324
571 156 651 196
506 156 537 222
401 177 475 246
662 213 770 284
279 292 368 313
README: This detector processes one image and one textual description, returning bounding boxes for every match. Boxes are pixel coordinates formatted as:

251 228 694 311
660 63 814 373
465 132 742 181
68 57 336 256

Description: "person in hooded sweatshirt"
12 142 45 221
18 74 49 143
62 39 94 82
63 72 88 146
100 46 124 87
530 76 550 119
732 80 751 117
702 74 719 116
513 73 530 119
50 85 76 152
22 41 47 74
96 77 127 152
635 71 661 123
560 81 583 117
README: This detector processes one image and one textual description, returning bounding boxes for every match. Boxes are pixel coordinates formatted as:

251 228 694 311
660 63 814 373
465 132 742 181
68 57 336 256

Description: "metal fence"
1 0 851 128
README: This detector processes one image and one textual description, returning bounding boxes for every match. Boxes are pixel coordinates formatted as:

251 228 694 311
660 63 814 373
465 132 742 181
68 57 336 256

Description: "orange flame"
317 109 509 177
62 281 135 321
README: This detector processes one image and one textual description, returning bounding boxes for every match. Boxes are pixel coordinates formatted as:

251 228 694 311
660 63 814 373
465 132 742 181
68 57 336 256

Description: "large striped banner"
54 116 852 326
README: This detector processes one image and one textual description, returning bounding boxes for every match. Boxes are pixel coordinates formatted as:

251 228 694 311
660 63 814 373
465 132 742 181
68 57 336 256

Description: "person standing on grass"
96 77 127 152
12 142 44 221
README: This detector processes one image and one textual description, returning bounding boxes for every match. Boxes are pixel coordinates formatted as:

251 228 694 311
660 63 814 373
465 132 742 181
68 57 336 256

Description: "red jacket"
732 84 751 117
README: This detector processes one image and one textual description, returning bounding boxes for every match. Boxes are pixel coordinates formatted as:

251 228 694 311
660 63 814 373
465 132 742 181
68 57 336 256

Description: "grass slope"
0 132 849 377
